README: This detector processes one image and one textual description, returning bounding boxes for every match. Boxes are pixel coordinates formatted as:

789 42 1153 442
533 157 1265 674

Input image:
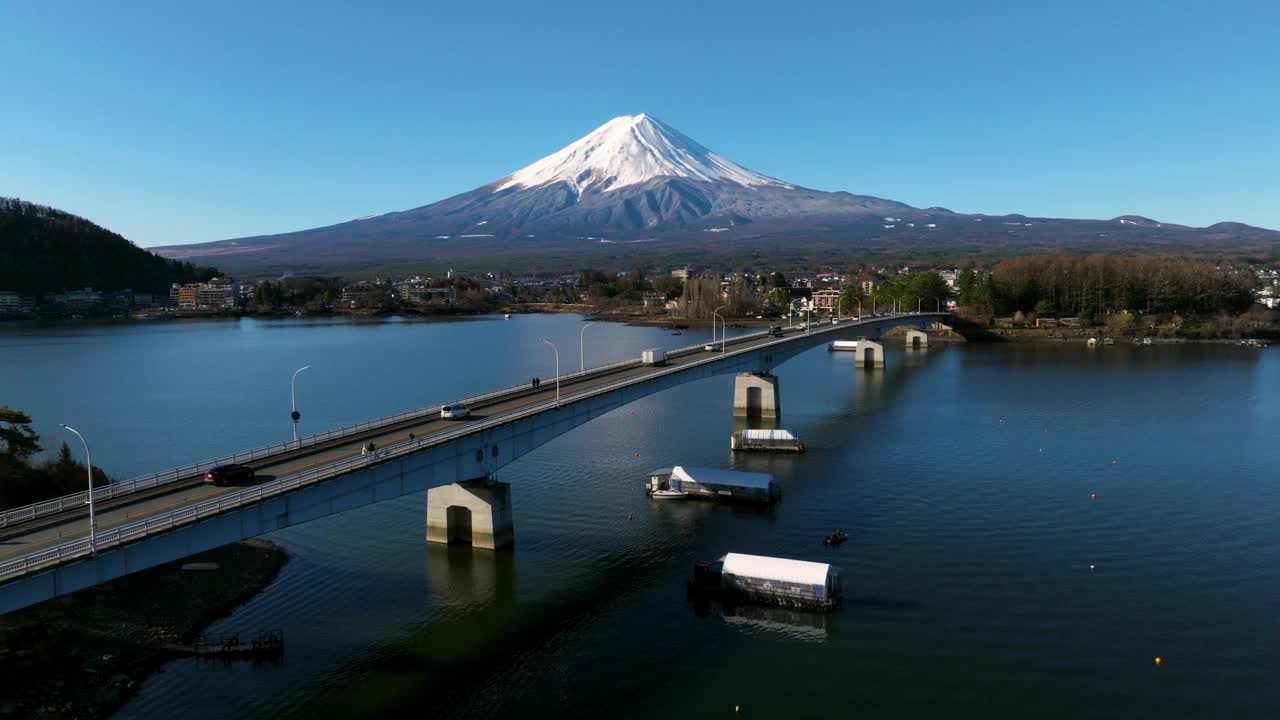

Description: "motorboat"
504 313 511 319
649 489 687 500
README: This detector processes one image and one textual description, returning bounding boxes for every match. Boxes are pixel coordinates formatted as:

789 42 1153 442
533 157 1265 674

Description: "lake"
2 315 1277 719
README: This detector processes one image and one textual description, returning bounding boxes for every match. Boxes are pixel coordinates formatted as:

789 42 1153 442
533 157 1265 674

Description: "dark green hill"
0 198 217 295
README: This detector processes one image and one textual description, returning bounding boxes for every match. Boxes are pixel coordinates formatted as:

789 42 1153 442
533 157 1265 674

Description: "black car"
767 325 785 337
203 463 255 486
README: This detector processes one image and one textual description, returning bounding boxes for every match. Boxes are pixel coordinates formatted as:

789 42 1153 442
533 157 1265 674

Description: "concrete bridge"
0 312 948 613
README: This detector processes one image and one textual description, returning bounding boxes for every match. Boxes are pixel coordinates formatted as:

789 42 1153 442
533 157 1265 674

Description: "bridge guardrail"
0 313 941 583
0 342 683 529
0 321 847 530
0 323 763 530
0 322 787 581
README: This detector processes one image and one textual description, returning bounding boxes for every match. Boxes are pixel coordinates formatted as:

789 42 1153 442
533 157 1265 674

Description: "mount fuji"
157 114 1278 273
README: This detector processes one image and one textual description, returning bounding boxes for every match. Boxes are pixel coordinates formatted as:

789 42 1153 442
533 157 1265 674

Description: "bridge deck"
0 314 946 580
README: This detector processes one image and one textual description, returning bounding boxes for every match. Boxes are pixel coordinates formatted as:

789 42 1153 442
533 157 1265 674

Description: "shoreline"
4 307 1272 345
0 539 290 719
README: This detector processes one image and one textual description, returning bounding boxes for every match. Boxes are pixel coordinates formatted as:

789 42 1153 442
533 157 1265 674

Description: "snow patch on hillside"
495 114 792 195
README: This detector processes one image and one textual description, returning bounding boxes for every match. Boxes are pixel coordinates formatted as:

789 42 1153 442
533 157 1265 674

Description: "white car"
441 403 471 420
704 342 722 352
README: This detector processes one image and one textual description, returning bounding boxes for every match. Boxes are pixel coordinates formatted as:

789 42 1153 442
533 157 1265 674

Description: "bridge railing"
0 317 909 530
0 370 609 581
0 339 713 530
0 313 943 582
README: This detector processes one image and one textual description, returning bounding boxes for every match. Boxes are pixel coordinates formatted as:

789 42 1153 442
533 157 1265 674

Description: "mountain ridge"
154 114 1280 273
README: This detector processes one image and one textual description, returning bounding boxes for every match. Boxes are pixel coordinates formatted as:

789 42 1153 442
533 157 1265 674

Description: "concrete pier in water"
733 372 781 419
426 478 514 550
857 340 885 368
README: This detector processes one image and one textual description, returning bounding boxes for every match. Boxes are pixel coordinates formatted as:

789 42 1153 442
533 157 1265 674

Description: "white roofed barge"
645 465 780 504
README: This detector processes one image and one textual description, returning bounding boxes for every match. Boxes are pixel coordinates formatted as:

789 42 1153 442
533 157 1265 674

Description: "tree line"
957 255 1257 319
1 407 108 511
0 198 219 295
839 271 951 314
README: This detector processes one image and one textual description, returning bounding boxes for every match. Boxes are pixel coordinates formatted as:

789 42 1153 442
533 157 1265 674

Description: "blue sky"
2 0 1277 247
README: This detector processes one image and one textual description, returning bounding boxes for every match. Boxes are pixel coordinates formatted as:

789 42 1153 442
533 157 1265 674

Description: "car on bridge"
441 403 471 420
704 342 722 352
767 325 784 337
203 464 255 487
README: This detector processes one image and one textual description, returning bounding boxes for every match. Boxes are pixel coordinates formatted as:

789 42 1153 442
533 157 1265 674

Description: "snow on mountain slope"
495 113 792 196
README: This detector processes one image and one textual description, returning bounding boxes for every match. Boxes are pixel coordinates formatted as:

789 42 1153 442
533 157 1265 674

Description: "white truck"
641 348 667 366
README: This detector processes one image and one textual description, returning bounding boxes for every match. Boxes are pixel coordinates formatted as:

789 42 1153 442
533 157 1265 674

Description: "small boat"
649 489 687 500
671 330 683 336
822 530 848 547
504 313 511 319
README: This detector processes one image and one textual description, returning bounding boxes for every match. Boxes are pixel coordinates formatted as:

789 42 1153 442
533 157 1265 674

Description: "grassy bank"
0 539 289 719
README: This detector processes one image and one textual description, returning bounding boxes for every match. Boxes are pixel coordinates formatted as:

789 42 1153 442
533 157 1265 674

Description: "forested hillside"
0 198 217 294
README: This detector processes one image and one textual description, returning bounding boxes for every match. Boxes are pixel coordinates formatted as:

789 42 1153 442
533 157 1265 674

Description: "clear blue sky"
3 0 1277 247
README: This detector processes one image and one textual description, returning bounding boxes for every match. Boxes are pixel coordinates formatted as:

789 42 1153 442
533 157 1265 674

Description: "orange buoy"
1154 657 1162 666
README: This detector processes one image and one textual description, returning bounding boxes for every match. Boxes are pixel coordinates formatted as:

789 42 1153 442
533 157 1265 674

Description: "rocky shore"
0 539 289 719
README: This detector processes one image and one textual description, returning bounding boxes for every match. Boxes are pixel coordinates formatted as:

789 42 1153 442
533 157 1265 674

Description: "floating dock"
731 428 805 453
175 629 284 659
691 552 841 610
645 465 780 504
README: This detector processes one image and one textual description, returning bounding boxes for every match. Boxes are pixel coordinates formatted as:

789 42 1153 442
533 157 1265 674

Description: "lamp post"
541 339 560 407
712 305 726 352
872 295 884 315
291 364 311 446
933 296 943 312
579 322 596 372
837 294 845 321
856 298 863 319
60 424 96 555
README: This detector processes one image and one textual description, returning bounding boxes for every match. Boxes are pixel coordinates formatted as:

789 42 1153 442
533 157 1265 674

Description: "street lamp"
933 297 943 312
712 305 726 352
541 339 560 407
856 298 863 319
579 322 596 372
291 364 311 445
836 294 845 321
60 424 96 555
872 295 885 315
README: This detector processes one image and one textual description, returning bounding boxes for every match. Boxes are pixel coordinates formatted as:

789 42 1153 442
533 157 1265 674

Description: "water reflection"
720 603 829 643
425 543 517 608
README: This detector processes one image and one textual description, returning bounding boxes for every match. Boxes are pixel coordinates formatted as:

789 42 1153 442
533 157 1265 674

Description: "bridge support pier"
857 340 885 368
905 329 928 350
426 478 514 550
733 372 781 419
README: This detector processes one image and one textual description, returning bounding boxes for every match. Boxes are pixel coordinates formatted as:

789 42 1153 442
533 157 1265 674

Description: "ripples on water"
3 317 1277 718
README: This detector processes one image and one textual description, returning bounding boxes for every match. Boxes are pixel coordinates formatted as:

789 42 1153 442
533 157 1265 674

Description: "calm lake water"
2 315 1278 719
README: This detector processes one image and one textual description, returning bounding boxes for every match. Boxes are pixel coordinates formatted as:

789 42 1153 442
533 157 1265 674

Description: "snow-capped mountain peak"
495 113 792 195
